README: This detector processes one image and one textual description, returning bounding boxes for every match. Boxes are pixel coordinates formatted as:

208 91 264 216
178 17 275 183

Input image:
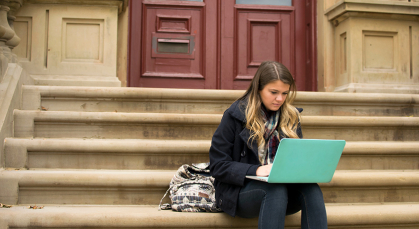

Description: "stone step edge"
4 138 418 168
5 138 419 169
5 138 419 154
23 85 419 104
1 203 419 227
14 110 419 126
1 169 418 188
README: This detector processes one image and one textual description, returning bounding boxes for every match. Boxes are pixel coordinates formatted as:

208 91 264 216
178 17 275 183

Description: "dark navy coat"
209 99 303 217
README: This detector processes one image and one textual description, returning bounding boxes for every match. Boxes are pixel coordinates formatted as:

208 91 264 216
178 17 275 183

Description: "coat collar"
228 99 247 123
228 99 259 157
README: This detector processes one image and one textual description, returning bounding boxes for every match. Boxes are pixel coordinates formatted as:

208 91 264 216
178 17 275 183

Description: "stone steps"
1 203 419 228
14 110 221 140
4 138 210 170
13 110 419 141
4 138 419 170
22 85 419 116
1 169 418 205
1 85 418 228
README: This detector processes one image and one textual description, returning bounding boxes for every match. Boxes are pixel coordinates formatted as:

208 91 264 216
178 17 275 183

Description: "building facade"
1 0 418 93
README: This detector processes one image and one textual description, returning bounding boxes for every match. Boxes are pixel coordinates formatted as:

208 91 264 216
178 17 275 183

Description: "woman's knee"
291 183 325 209
304 183 324 198
237 182 289 217
293 183 323 195
243 181 288 196
261 182 288 196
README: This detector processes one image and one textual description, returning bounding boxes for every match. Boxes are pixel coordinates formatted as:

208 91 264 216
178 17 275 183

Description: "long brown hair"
238 61 300 148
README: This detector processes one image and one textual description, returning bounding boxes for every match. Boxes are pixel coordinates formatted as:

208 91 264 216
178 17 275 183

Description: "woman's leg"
236 180 290 229
287 183 328 229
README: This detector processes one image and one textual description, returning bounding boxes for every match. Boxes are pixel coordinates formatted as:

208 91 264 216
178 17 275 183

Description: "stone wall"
5 0 419 92
318 0 419 93
9 0 126 87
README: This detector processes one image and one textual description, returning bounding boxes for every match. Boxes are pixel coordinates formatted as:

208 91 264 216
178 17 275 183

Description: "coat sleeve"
209 110 257 187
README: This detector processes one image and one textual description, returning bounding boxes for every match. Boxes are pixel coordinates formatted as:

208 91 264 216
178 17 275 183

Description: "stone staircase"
1 85 419 228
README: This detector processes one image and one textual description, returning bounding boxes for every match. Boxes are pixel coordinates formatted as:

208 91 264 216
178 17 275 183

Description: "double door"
128 0 316 90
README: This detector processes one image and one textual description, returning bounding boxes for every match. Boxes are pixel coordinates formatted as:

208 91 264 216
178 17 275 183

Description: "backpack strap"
158 186 172 211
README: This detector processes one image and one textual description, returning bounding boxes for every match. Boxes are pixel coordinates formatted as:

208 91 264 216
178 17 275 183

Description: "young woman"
209 61 327 229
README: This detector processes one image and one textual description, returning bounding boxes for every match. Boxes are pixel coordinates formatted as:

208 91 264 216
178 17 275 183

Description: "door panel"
139 1 210 88
128 0 316 91
229 4 295 89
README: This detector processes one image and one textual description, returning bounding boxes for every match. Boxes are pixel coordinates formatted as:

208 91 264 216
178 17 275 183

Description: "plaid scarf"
258 107 281 165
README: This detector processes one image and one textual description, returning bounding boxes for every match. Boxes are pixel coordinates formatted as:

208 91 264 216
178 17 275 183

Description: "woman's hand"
256 164 273 177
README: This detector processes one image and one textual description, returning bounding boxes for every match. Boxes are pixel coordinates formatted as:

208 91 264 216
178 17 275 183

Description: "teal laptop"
246 138 346 183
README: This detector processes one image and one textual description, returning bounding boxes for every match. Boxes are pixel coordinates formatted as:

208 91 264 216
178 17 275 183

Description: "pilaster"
325 0 419 93
11 0 125 86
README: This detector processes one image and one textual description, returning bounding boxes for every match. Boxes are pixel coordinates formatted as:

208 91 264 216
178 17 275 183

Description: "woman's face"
259 80 290 111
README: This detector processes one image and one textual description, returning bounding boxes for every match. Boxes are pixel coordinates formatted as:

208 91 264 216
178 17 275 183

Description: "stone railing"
0 0 22 80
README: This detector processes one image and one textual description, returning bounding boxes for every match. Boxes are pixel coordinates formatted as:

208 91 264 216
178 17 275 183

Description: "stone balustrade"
0 0 22 80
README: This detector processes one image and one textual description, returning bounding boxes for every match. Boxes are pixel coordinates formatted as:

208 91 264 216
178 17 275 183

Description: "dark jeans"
236 180 327 229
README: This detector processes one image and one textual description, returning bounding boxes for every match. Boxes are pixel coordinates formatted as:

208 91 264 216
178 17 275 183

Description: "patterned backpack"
158 163 222 212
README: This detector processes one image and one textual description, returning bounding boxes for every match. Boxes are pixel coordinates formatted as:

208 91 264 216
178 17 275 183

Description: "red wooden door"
129 0 217 89
128 0 316 91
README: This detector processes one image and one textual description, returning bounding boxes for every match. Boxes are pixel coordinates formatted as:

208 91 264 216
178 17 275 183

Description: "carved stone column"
0 4 15 77
5 0 22 63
